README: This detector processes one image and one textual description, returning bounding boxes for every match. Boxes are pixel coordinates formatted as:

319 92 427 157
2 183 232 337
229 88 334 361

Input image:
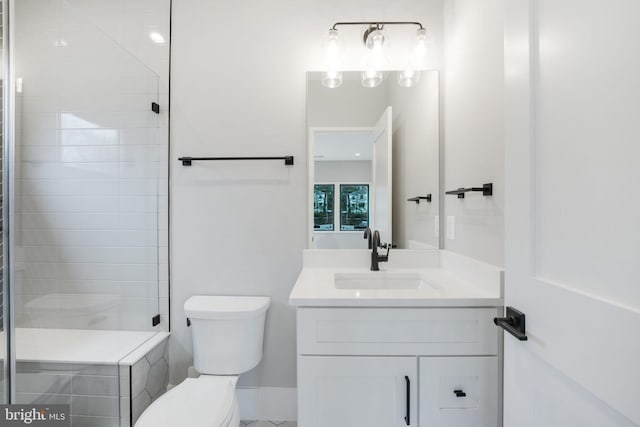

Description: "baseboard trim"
236 387 297 421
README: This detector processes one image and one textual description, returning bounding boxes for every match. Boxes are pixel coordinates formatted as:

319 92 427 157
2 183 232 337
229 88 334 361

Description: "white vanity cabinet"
298 356 417 427
296 307 502 427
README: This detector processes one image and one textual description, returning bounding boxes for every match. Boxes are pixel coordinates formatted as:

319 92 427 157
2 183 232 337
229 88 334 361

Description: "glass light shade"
397 70 421 87
361 70 383 88
362 28 387 88
322 70 343 89
410 28 428 69
322 29 345 88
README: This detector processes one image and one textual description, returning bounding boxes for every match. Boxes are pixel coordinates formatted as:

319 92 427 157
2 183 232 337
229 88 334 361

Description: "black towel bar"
446 183 492 198
178 156 294 166
407 195 432 204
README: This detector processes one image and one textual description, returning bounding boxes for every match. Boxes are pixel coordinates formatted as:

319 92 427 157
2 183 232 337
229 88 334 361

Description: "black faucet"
370 230 390 271
363 228 373 249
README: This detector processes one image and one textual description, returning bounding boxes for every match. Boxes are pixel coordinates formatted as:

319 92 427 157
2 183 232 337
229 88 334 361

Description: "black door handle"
404 375 410 425
494 306 528 341
454 389 466 397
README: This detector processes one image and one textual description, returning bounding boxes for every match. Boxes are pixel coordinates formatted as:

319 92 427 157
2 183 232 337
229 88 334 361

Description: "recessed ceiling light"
355 153 361 156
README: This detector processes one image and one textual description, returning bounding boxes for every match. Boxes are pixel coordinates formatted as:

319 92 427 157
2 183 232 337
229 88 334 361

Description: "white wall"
442 0 504 266
171 0 444 388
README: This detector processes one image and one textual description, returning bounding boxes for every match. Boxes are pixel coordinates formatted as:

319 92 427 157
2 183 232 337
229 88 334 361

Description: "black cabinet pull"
454 389 466 397
404 376 410 425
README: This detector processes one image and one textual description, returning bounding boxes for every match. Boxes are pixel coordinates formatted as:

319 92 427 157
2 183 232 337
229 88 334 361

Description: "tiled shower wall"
12 0 170 331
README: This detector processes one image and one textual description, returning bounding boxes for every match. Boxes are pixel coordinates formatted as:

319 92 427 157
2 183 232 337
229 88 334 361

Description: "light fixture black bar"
445 183 493 199
178 156 294 166
407 195 432 204
331 21 424 30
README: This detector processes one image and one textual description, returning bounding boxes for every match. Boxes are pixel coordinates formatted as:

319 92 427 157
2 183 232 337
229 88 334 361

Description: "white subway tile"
21 146 58 162
22 262 59 280
59 129 120 146
22 112 58 130
120 128 159 145
61 146 119 163
19 128 58 146
20 195 119 213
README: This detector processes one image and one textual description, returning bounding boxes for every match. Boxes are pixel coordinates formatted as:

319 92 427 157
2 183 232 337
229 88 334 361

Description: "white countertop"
289 250 503 307
1 328 166 365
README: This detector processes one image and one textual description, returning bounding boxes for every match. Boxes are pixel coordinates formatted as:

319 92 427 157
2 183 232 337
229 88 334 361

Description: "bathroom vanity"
290 249 503 427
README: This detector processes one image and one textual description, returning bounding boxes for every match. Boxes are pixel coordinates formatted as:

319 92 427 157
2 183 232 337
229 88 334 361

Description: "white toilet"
135 295 270 427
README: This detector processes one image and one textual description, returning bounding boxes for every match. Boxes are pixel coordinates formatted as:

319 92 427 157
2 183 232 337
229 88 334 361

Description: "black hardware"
454 389 467 397
370 230 390 271
407 195 432 204
404 376 410 426
178 156 294 166
494 306 528 341
331 21 424 31
186 318 191 327
151 102 160 114
446 183 493 198
152 314 160 327
363 228 373 249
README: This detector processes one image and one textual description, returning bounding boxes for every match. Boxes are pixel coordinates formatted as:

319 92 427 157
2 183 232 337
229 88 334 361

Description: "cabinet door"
298 356 417 427
419 357 499 427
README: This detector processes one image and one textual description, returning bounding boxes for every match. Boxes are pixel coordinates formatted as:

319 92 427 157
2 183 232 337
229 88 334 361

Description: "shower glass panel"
0 0 7 405
7 0 168 422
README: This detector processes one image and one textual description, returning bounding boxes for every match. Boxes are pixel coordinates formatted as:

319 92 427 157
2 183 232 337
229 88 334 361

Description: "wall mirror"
307 71 440 250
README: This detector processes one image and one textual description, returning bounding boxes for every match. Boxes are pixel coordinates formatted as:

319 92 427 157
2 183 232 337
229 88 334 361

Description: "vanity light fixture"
322 21 427 89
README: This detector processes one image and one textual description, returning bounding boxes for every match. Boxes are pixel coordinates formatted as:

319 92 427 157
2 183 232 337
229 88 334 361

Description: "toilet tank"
184 296 270 375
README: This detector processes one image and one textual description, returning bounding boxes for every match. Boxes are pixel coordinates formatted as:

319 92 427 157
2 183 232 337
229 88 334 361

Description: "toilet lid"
135 376 237 427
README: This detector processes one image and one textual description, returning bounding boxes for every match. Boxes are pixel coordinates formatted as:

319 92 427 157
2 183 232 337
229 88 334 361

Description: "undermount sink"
334 272 430 290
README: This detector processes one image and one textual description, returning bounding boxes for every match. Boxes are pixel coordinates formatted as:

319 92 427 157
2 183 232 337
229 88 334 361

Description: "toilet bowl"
135 375 239 427
135 296 270 427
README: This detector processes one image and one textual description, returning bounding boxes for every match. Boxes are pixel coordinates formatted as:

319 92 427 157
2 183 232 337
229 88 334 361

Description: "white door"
297 356 417 427
504 1 640 426
372 107 393 244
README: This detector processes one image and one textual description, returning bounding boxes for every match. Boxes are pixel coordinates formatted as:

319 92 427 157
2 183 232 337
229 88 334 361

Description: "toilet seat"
135 375 239 427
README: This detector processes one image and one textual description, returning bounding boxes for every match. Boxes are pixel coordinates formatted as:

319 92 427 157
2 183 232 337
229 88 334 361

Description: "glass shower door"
7 0 166 423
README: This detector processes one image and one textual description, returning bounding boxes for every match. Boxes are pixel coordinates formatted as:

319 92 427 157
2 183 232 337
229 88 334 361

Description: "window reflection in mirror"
340 184 369 231
314 184 335 231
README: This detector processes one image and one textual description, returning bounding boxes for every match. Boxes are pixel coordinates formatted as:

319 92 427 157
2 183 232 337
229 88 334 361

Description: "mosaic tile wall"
126 338 170 425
